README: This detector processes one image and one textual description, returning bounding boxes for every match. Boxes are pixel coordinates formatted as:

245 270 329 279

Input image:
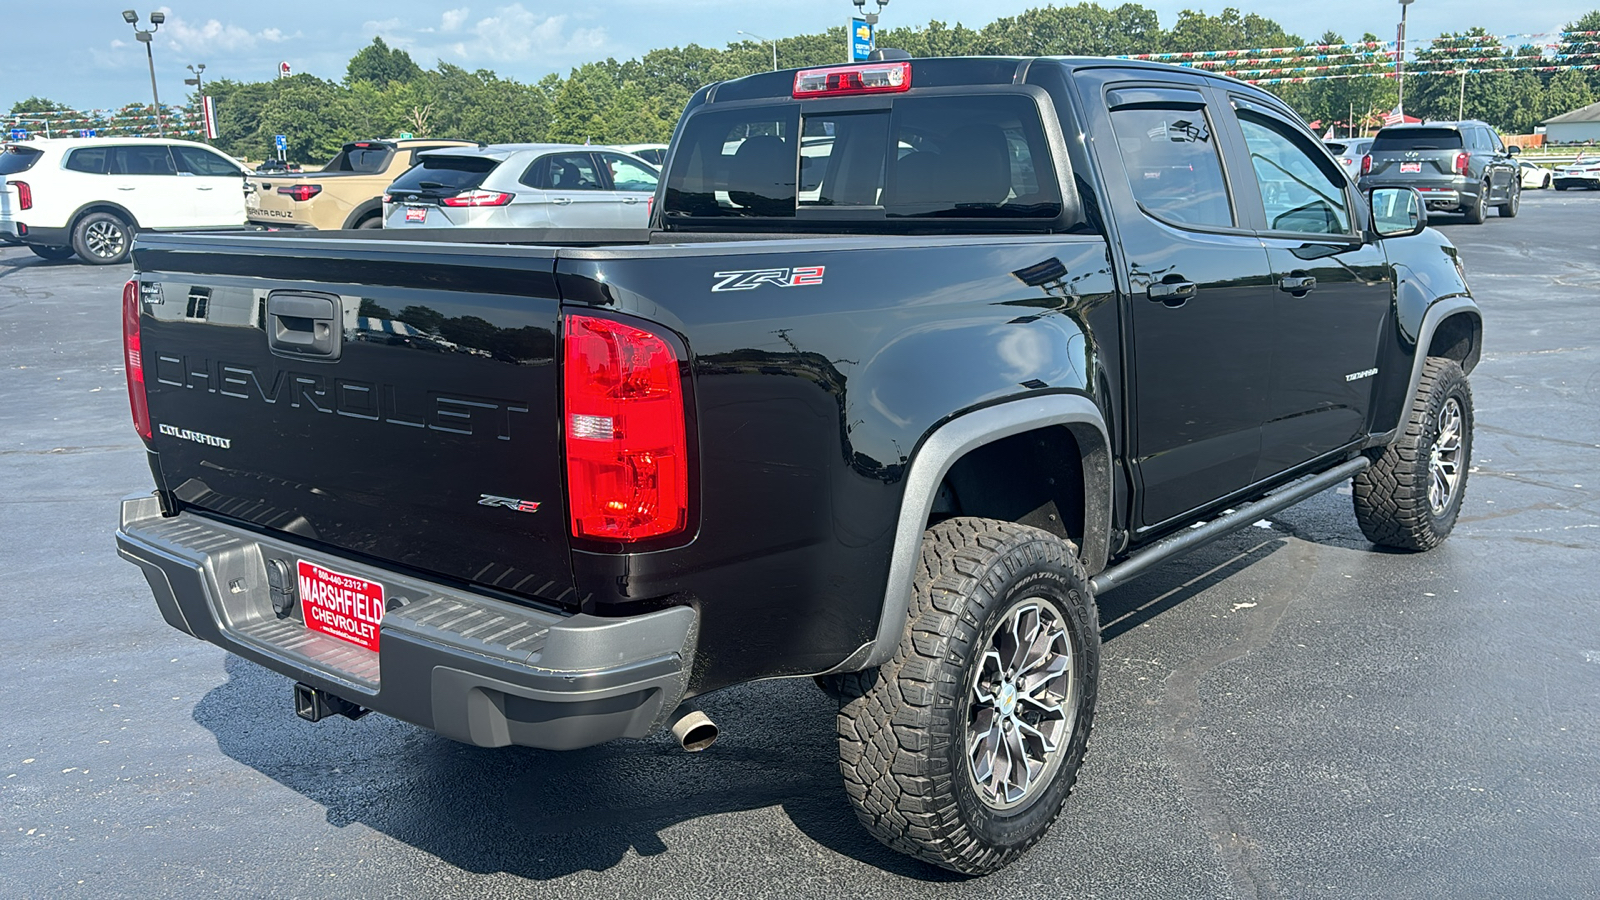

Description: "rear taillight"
563 313 689 543
794 61 912 98
276 184 321 201
440 190 514 208
381 193 392 203
122 279 152 441
1360 155 1372 176
1454 152 1470 175
14 180 32 210
646 195 655 219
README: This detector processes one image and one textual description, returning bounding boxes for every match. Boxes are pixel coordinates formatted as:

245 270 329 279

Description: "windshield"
0 145 43 175
324 145 394 174
388 155 500 193
1372 129 1463 151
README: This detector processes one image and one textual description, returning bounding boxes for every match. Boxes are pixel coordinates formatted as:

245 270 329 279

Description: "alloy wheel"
84 221 126 259
966 599 1077 811
1429 397 1464 516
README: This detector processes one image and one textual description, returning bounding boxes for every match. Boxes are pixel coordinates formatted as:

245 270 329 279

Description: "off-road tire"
28 244 75 260
834 517 1099 875
1498 183 1520 217
1353 357 1473 551
71 211 133 265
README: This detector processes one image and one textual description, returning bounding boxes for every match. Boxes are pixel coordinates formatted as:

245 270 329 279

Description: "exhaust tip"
670 706 718 752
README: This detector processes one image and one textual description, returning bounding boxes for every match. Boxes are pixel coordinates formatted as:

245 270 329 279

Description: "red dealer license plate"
404 206 428 223
1400 162 1422 173
297 560 384 652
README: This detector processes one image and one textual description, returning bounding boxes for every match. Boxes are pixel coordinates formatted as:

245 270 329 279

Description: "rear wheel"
835 518 1099 875
1498 183 1520 217
1463 189 1488 224
71 212 133 265
28 244 75 260
356 215 383 230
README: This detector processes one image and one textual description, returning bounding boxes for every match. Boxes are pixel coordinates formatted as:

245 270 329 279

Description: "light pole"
737 31 778 71
852 0 890 27
122 10 167 137
1396 0 1415 114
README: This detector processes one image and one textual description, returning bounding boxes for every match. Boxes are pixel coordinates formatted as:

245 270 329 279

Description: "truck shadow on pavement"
189 492 1371 882
192 652 967 882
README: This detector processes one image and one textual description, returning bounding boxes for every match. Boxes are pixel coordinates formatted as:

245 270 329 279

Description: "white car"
609 143 669 166
1554 156 1600 191
1517 160 1554 189
0 137 251 264
382 144 659 230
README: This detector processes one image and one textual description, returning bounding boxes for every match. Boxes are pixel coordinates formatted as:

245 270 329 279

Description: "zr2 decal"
479 494 542 513
712 266 826 292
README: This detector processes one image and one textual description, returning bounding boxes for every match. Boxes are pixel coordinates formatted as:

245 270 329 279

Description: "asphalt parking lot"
3 191 1598 900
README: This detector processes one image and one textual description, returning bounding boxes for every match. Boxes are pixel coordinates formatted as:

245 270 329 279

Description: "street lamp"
737 30 778 71
185 63 206 94
1396 0 1416 114
852 0 890 27
122 10 167 138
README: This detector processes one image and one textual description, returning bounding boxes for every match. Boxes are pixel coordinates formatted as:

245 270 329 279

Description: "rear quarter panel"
557 234 1118 691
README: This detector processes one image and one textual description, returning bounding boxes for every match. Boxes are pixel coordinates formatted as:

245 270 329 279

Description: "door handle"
621 197 640 204
117 187 136 191
551 197 573 206
1147 280 1198 307
197 186 214 191
1279 275 1317 295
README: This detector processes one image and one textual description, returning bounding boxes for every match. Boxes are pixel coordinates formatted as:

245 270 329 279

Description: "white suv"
0 137 251 265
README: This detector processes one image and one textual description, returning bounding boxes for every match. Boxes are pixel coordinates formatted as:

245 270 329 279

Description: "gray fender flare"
826 394 1112 674
1396 297 1482 437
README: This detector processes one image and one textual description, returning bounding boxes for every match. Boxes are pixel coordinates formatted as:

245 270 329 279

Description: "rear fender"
830 394 1111 672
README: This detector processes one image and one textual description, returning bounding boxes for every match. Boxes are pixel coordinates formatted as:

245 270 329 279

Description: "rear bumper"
4 223 71 245
1362 176 1479 210
115 494 698 750
1554 174 1600 189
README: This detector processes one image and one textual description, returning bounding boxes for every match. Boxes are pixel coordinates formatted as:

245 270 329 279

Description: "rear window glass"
1372 129 1463 151
388 155 499 193
662 93 1060 223
325 145 393 174
1109 106 1234 228
0 145 43 175
1324 142 1348 155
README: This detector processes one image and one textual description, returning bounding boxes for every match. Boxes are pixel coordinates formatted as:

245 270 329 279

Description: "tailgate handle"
266 292 342 361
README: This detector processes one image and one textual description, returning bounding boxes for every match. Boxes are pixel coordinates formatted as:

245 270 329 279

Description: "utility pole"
1396 0 1416 114
1458 70 1466 120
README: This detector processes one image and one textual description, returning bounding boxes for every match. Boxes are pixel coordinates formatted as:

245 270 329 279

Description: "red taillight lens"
563 313 689 543
646 195 655 219
440 190 514 208
794 61 912 98
122 279 152 441
276 184 321 201
1454 152 1470 175
14 180 32 210
1360 155 1372 176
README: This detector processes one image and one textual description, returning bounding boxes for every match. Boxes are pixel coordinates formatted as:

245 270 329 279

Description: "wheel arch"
830 394 1112 673
1393 298 1482 447
340 199 384 230
68 201 140 232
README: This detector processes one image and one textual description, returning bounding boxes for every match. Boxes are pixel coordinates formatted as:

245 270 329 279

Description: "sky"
3 1 1596 111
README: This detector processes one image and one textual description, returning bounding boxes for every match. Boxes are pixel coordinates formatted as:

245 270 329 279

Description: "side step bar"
1090 457 1370 595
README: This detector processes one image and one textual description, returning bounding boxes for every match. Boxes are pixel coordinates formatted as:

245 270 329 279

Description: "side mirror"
1370 187 1427 239
1507 144 1521 156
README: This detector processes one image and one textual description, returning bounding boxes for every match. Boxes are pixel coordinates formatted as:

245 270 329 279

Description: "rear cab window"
1372 129 1463 152
662 91 1063 229
0 145 44 175
325 144 394 174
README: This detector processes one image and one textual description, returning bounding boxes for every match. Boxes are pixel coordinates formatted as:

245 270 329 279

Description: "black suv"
1359 120 1521 223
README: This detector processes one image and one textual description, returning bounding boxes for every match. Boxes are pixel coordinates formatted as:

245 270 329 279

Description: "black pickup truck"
115 56 1481 874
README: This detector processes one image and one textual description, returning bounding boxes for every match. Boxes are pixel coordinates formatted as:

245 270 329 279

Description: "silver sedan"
382 143 659 229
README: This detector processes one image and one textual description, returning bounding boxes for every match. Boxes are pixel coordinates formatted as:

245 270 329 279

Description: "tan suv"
246 138 478 230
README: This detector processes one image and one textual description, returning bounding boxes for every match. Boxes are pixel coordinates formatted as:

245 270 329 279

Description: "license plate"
1400 162 1422 173
404 206 428 223
297 560 384 652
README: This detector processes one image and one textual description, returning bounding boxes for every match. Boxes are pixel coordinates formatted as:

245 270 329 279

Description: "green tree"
346 37 424 87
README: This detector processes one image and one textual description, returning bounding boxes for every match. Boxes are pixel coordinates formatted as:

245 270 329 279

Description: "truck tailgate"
132 234 578 608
